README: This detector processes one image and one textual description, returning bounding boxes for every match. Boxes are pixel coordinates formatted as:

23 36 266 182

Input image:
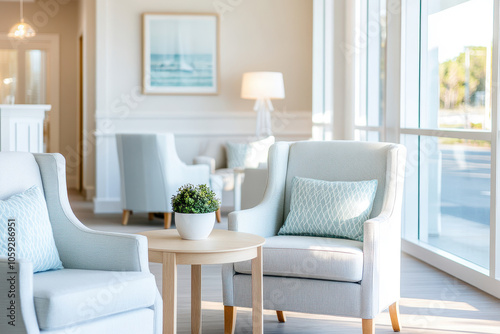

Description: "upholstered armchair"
222 141 406 334
0 152 162 334
116 133 223 228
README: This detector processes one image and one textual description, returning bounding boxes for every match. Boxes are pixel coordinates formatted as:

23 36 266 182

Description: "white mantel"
0 104 51 153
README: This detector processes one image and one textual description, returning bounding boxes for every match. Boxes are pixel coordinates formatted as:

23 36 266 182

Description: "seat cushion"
234 235 364 282
33 269 157 330
214 168 235 191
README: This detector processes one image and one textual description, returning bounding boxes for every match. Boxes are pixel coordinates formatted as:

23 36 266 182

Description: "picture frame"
142 13 219 95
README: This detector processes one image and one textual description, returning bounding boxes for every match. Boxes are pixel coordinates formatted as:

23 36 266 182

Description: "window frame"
392 0 500 297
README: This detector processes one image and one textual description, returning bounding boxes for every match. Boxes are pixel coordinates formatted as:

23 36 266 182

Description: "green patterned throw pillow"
278 177 378 242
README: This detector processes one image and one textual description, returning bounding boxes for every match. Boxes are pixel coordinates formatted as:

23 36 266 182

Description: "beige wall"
0 0 79 187
104 0 313 113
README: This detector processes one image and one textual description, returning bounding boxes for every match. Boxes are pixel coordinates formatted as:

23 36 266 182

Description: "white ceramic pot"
175 212 216 240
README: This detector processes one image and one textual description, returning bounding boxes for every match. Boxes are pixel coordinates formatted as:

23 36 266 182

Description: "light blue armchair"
116 133 223 228
0 152 162 334
222 141 406 334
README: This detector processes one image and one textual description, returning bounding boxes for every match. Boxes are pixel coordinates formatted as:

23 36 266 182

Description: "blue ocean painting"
150 54 214 87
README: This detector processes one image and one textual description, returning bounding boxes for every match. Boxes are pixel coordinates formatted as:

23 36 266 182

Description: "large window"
354 0 387 142
337 0 500 296
400 0 494 272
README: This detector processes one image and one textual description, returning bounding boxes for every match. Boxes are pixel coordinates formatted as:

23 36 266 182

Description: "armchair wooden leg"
148 212 154 220
276 310 286 322
164 212 172 229
224 306 237 334
362 319 374 334
389 301 401 332
216 208 221 223
121 210 130 226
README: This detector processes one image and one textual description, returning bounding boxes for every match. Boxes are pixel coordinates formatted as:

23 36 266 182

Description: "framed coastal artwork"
142 13 219 95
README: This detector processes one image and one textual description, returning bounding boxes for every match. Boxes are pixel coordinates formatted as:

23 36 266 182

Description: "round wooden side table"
138 229 265 334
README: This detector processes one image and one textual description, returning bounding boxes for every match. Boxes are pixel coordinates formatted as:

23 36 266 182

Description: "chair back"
283 141 402 220
0 152 43 201
201 139 228 170
116 133 178 212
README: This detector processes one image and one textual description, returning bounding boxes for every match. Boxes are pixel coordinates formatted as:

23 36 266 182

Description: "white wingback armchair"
0 152 162 334
222 141 406 334
116 133 223 228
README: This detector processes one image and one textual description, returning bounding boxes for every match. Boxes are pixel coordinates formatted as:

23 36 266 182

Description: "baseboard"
93 197 121 213
83 185 95 201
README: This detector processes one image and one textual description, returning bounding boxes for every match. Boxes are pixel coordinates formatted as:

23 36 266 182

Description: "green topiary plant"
171 184 221 214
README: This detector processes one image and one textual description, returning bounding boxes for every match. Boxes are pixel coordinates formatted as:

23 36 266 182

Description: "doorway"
0 34 60 153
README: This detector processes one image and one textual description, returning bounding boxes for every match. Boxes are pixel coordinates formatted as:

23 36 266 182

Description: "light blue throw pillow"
226 136 275 169
278 177 378 242
0 186 63 273
226 142 250 168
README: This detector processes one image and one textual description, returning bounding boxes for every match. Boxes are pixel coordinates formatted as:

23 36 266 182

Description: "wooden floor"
70 191 500 334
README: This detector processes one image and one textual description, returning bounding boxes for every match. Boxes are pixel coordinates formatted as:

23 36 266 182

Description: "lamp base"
254 98 273 138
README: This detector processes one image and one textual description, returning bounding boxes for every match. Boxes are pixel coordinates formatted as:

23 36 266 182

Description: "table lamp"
241 72 285 137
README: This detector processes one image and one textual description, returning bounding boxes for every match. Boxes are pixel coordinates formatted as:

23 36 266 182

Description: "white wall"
93 0 313 213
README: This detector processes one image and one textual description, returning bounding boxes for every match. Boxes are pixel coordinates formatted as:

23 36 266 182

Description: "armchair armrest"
228 202 281 237
57 228 151 272
34 153 150 272
360 145 406 318
228 142 291 237
361 212 402 318
0 258 40 334
180 163 211 185
194 155 216 174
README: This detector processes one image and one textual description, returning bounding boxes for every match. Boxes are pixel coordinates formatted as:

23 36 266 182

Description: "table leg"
163 253 177 334
251 246 263 334
234 171 243 211
191 265 202 334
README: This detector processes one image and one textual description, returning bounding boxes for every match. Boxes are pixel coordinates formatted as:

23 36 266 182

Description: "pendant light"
8 0 36 40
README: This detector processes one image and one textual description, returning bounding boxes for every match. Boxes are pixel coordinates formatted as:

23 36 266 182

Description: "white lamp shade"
241 72 285 100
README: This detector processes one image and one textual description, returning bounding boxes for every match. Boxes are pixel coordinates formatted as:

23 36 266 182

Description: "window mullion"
490 0 500 279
